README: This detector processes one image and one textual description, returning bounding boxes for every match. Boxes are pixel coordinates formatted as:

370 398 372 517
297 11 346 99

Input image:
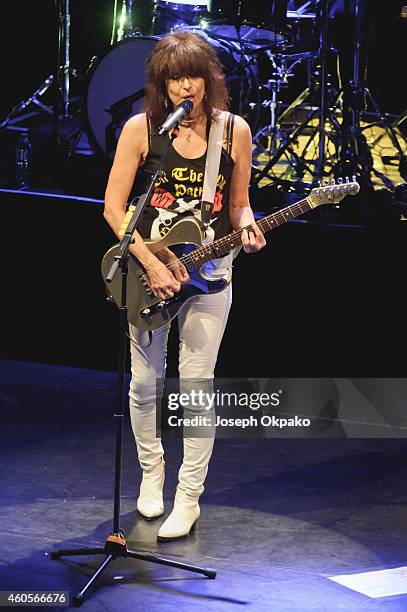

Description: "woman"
103 31 265 541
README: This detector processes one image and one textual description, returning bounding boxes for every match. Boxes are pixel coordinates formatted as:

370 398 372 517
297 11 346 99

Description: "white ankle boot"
157 487 200 540
157 435 214 540
137 458 165 520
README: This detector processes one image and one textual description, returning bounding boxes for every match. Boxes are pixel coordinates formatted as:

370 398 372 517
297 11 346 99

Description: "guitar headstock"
308 176 360 208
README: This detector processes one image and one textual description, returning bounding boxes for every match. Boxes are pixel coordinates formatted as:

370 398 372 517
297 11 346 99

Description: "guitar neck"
181 196 312 271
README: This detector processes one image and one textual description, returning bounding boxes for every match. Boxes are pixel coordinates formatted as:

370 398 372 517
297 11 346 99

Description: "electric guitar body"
101 217 230 331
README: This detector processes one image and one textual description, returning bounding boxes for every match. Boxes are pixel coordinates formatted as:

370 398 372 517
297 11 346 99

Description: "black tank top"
137 114 235 243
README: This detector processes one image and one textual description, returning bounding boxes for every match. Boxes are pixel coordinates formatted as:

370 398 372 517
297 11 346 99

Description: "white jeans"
128 284 232 496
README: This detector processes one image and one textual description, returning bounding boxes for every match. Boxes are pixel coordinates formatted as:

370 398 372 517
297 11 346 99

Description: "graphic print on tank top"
138 118 235 243
149 164 228 243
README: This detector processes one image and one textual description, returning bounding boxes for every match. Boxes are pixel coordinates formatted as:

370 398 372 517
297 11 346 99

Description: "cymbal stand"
0 0 82 130
251 51 314 157
251 52 326 185
230 15 253 117
332 0 373 184
314 0 328 179
111 0 139 44
252 51 286 157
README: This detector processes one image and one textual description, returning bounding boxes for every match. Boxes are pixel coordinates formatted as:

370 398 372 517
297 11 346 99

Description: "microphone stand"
51 128 216 607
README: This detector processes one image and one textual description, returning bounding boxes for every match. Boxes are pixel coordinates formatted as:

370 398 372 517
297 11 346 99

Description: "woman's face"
165 76 205 117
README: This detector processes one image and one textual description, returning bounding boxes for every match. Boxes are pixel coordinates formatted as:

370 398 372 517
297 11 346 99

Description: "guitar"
101 179 360 331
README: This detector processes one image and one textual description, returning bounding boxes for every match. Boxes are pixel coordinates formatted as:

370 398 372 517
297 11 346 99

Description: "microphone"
158 100 193 135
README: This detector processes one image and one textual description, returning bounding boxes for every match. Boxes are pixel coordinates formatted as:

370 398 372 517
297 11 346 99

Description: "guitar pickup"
139 273 154 298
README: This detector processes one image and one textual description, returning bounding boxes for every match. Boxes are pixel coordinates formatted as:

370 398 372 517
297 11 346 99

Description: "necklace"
179 113 204 129
179 113 205 142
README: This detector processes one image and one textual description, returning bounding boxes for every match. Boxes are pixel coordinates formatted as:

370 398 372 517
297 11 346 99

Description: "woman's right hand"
144 256 184 300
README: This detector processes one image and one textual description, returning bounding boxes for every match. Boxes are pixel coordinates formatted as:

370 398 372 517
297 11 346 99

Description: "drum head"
206 23 285 49
84 36 159 159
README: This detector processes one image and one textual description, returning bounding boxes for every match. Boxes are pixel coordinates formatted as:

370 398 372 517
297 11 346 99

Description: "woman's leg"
158 284 232 539
129 325 170 519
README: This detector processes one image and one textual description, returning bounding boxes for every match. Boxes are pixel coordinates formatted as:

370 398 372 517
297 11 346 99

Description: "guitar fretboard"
178 197 312 272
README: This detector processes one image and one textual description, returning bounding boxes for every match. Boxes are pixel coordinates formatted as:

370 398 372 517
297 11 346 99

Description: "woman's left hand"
241 223 266 253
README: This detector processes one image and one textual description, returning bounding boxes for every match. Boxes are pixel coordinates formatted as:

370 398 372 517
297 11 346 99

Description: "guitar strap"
200 110 226 233
199 110 240 282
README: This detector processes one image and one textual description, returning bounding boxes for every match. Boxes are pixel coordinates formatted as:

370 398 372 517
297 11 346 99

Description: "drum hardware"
251 54 291 157
207 0 289 50
251 0 347 186
331 0 407 182
206 3 290 121
251 50 316 159
0 0 83 131
111 0 140 44
152 0 210 35
252 0 406 188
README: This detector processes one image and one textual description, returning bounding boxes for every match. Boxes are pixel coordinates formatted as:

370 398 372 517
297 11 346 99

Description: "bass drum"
84 36 159 160
84 32 260 159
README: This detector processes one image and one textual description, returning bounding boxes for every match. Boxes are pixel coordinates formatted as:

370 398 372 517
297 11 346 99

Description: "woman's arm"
228 115 266 253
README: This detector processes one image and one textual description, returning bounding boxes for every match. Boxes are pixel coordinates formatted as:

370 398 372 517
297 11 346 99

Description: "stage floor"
1 359 406 611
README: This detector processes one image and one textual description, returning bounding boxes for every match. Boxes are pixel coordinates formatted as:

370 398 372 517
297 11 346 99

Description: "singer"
103 31 265 541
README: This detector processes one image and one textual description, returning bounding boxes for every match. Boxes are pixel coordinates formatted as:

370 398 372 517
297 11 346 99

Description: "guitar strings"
157 224 255 274
150 206 305 276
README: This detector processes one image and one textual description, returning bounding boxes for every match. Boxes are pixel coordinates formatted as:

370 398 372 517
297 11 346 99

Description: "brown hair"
142 31 229 127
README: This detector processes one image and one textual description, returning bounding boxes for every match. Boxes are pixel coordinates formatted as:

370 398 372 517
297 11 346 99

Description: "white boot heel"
137 459 165 520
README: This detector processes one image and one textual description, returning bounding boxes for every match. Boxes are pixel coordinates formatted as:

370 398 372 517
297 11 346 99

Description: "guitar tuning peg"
351 174 357 183
337 177 343 184
324 179 330 186
345 176 350 183
317 180 322 187
331 177 336 185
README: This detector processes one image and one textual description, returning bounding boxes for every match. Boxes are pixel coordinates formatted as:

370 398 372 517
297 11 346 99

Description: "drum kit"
85 0 322 176
0 1 353 185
